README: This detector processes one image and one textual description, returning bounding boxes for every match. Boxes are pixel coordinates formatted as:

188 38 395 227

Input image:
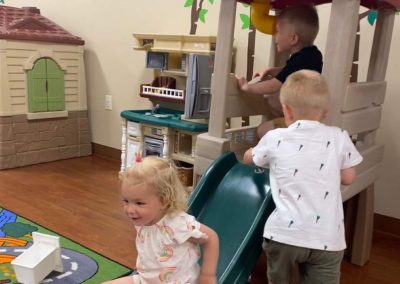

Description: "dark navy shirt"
275 45 323 83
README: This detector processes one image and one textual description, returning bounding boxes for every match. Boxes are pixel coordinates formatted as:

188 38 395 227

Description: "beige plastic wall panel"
65 67 79 74
65 81 78 88
355 144 384 174
65 101 80 110
6 48 32 58
65 74 79 81
219 74 270 118
341 163 381 201
6 57 27 66
10 104 26 114
5 40 34 49
76 45 87 110
8 81 26 89
52 45 81 53
8 73 25 81
54 52 80 61
208 0 237 138
65 88 78 96
323 0 360 126
6 53 32 62
5 40 78 53
60 59 79 67
341 106 382 135
367 9 395 81
9 89 25 97
7 65 24 74
65 94 79 102
10 97 26 105
343 81 387 111
0 41 8 115
195 133 231 159
194 155 215 176
225 95 270 117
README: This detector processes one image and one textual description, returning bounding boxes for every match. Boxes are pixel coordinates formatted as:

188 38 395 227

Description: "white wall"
6 0 400 219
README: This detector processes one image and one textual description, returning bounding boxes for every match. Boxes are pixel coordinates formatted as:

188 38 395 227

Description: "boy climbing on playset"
243 70 363 283
103 156 219 284
237 4 323 137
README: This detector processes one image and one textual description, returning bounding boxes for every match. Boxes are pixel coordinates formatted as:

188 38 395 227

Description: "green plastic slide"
189 152 275 283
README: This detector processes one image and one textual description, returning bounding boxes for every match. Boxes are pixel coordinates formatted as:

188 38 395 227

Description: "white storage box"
11 232 63 284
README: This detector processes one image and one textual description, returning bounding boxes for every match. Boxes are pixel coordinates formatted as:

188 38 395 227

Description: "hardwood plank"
0 155 136 269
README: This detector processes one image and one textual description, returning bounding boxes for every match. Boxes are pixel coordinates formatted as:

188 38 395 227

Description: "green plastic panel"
189 152 275 283
121 109 208 132
46 59 65 111
28 59 47 112
28 58 65 112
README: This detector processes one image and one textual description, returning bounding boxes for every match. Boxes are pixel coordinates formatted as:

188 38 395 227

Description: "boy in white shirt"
243 70 363 283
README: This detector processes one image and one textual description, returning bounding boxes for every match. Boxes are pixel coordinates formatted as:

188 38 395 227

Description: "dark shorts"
262 239 344 284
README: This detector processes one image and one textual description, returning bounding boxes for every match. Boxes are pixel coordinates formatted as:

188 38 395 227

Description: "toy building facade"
0 6 91 169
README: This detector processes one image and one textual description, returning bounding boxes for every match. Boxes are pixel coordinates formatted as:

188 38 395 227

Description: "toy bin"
11 232 63 284
176 161 194 187
12 243 57 283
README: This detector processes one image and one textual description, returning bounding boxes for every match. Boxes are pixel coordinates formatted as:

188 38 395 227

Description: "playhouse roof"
239 0 400 10
0 6 84 45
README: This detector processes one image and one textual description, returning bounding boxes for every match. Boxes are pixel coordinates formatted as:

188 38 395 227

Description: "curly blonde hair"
120 156 188 214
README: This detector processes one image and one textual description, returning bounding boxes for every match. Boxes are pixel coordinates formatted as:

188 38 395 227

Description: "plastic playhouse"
0 6 91 170
189 0 400 281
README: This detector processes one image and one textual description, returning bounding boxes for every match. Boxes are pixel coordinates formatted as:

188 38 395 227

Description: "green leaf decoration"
242 3 250 8
199 8 208 23
240 13 250 29
184 0 193 8
367 10 378 26
208 0 215 4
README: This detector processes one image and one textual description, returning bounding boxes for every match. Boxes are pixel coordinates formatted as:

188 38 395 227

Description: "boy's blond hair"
280 70 330 119
278 5 319 46
120 156 188 214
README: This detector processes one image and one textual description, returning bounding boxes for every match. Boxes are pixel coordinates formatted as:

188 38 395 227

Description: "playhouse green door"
28 58 65 112
46 59 65 111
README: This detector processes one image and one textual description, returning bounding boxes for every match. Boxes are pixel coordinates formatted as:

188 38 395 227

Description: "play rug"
0 207 132 283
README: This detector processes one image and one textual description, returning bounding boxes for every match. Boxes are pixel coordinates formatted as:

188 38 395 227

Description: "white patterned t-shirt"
135 211 207 283
252 120 363 251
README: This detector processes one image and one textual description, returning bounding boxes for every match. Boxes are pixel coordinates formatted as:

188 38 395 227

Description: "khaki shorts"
262 239 344 284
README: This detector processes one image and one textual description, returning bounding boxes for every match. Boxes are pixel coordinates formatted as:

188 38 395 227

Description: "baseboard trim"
92 143 121 161
374 213 400 238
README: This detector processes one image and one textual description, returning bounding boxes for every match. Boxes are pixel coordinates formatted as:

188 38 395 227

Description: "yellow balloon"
250 0 276 35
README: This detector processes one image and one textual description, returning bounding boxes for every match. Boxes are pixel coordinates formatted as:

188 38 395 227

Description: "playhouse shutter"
28 59 47 112
46 59 65 111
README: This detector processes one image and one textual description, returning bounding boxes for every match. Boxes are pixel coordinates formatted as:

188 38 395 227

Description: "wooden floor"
1 155 399 283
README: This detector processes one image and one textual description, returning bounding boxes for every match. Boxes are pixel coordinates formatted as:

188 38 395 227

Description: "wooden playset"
0 6 91 170
192 0 399 267
119 0 399 273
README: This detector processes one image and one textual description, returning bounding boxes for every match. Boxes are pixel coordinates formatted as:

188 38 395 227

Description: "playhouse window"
27 58 65 113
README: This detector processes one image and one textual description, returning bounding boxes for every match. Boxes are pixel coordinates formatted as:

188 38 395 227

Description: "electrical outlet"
105 95 112 110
